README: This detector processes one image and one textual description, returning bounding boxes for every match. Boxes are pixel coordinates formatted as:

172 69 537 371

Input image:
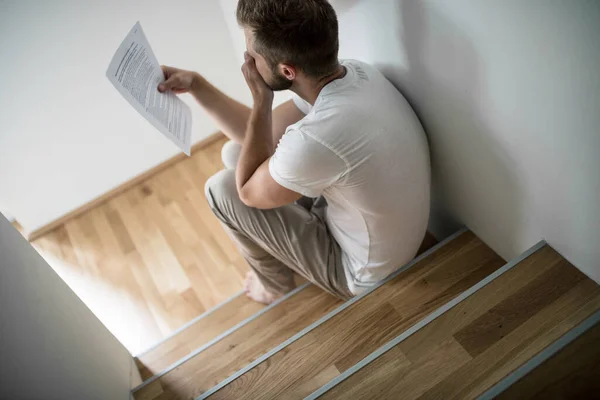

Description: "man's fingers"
241 56 259 81
159 65 178 92
160 65 175 77
158 75 179 93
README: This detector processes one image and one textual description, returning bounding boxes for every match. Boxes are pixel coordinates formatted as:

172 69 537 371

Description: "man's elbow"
237 185 254 207
238 186 271 209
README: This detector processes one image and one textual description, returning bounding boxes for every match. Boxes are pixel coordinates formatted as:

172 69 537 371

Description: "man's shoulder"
278 125 333 154
342 59 384 79
341 58 372 68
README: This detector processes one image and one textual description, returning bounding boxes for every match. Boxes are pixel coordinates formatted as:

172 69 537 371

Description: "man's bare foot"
244 271 284 305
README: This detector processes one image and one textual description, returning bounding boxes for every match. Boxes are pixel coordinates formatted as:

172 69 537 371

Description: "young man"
158 0 430 304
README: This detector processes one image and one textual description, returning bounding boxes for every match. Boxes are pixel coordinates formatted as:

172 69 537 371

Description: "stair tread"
496 314 600 399
209 230 505 399
320 245 600 399
135 293 265 381
133 284 342 400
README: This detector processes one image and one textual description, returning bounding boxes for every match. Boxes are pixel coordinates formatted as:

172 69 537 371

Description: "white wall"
0 204 14 222
0 0 251 232
219 0 600 282
0 215 135 399
330 0 600 281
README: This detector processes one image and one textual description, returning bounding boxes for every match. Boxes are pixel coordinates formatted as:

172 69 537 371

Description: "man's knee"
204 169 239 224
221 140 241 170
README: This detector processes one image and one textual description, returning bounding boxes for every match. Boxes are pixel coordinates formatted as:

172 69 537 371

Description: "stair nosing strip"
305 239 547 400
477 308 600 400
196 227 469 400
131 281 311 393
135 290 245 357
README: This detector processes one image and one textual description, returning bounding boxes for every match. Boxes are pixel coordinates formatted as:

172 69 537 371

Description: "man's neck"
292 64 347 105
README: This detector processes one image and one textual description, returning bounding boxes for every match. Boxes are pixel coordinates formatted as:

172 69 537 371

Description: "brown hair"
236 0 339 78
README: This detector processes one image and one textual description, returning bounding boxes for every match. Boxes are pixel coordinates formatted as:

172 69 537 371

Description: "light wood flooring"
135 292 265 381
31 136 248 354
320 245 600 399
134 284 344 400
207 231 506 399
496 316 600 399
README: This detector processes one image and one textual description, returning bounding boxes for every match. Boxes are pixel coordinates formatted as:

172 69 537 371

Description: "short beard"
266 65 293 91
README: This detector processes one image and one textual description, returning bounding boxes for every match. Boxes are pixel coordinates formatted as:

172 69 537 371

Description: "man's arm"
236 53 302 209
189 75 251 144
159 66 250 144
159 66 304 147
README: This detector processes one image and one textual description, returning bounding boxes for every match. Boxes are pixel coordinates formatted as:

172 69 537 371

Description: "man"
158 0 430 304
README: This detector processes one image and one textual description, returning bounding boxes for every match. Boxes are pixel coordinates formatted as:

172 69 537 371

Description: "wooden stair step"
206 230 505 399
132 283 343 400
492 310 600 399
318 245 600 399
135 292 264 381
134 274 307 383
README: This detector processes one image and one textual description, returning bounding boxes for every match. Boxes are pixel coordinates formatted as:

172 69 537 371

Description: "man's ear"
280 64 296 81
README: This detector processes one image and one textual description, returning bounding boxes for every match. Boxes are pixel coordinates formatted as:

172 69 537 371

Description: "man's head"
236 0 339 91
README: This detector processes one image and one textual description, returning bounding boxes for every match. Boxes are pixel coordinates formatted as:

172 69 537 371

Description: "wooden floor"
136 292 265 381
134 284 343 399
31 136 249 354
496 316 600 399
321 245 600 399
208 231 506 399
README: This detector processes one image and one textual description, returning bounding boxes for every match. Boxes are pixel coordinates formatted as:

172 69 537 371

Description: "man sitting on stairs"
157 0 430 304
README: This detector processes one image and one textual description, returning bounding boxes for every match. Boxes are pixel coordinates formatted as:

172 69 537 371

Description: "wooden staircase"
131 229 600 399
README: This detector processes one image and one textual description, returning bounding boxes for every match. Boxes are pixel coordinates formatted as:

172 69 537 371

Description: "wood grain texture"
133 284 343 400
135 294 265 381
31 136 249 354
26 132 225 241
322 245 600 400
496 319 600 400
208 231 505 400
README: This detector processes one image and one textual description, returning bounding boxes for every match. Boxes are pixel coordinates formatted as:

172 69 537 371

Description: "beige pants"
204 141 353 300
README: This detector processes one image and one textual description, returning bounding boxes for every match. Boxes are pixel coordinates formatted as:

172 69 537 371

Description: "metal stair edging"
197 227 469 400
132 281 311 393
306 239 547 400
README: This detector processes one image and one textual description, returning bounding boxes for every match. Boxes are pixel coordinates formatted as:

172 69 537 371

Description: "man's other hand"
242 52 273 106
158 66 201 94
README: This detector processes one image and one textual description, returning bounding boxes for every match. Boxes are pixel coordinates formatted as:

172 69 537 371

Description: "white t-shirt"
269 60 430 295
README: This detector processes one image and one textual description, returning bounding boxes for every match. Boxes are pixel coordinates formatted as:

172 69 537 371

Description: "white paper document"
106 22 192 155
